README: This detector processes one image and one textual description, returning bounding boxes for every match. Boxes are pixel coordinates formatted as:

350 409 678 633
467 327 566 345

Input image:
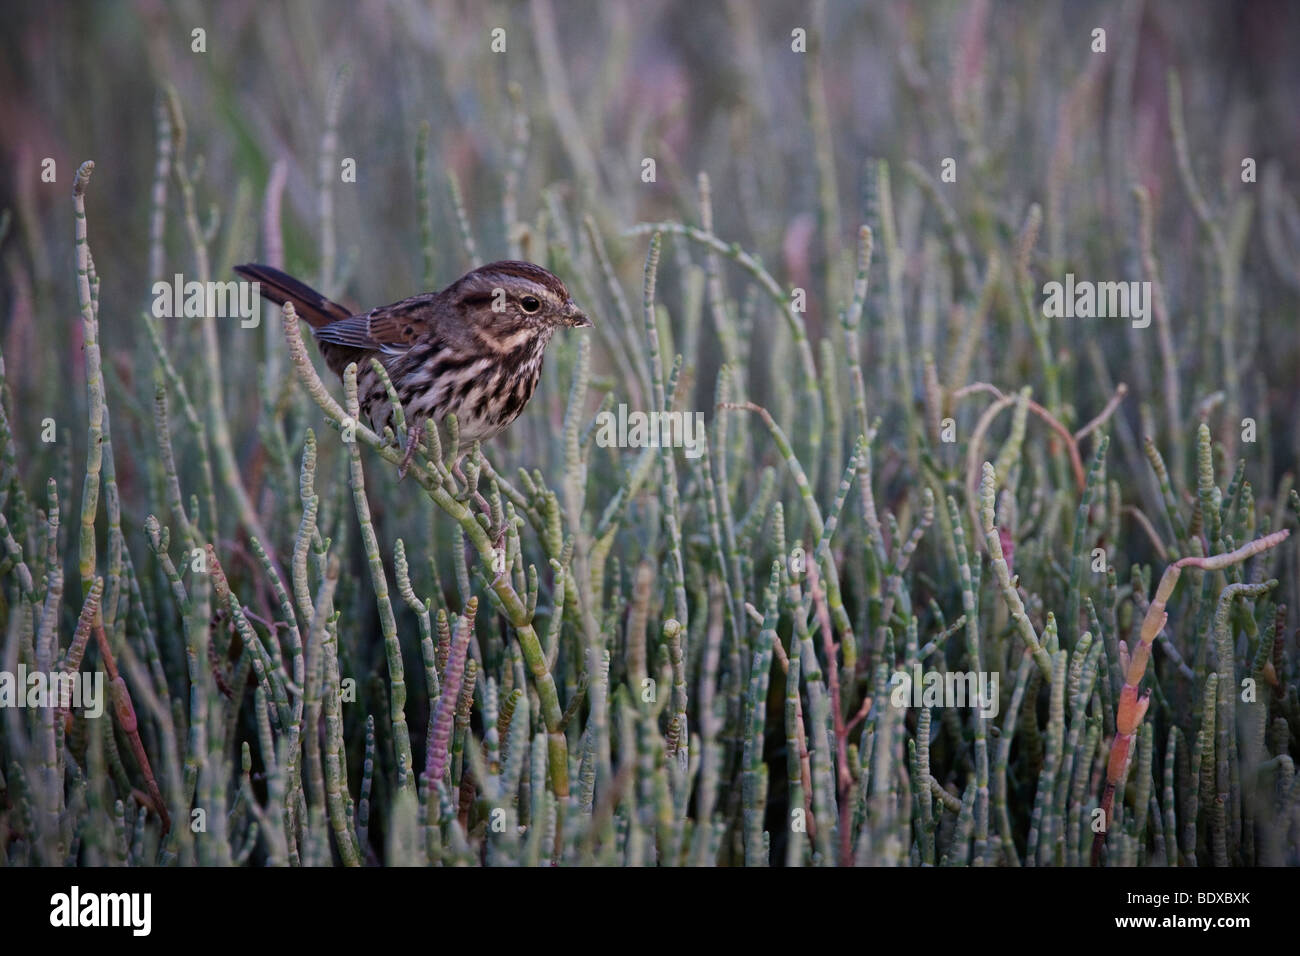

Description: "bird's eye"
520 295 541 314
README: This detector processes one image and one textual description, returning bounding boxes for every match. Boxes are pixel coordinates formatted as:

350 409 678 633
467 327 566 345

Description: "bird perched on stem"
235 261 591 476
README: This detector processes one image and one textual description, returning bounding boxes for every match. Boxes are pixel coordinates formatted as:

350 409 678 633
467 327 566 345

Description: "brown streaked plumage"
235 261 591 463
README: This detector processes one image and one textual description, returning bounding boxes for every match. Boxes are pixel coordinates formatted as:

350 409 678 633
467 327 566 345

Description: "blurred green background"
4 0 1299 443
2 0 1300 867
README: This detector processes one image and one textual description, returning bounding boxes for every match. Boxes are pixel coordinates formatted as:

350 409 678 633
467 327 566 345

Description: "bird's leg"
397 420 424 480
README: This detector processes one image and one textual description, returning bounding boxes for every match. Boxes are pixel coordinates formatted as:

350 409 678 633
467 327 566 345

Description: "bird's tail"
233 263 353 328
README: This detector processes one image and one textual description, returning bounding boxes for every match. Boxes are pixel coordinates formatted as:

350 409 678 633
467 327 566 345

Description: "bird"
234 260 591 476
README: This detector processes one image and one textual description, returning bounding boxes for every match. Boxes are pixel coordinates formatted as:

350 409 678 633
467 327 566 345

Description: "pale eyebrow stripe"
481 274 555 301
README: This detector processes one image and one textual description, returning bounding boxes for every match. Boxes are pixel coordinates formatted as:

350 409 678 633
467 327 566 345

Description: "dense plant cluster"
1 1 1297 866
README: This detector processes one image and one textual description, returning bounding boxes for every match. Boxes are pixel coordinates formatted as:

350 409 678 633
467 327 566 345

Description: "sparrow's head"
451 260 591 330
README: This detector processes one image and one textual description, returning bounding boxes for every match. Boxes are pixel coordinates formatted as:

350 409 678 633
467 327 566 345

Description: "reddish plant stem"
57 579 103 728
426 597 479 789
93 617 171 835
1091 529 1289 864
953 381 1087 493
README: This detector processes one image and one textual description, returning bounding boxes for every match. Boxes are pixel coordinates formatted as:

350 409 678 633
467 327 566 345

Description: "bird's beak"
564 302 592 328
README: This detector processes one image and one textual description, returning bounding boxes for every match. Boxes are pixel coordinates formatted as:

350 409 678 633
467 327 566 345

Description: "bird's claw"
397 421 424 480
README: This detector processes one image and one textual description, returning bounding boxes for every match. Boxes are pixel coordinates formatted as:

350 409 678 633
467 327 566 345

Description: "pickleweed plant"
1 2 1297 868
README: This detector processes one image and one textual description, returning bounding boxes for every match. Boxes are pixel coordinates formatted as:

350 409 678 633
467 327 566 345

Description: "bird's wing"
313 296 437 355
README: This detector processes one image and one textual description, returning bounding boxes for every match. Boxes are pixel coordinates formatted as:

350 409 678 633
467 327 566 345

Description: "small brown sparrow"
235 261 591 473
